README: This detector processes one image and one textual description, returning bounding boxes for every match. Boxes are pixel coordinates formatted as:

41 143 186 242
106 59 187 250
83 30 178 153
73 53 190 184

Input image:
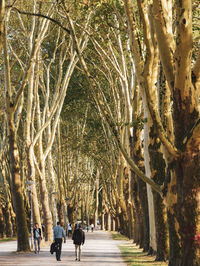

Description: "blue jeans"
34 237 41 253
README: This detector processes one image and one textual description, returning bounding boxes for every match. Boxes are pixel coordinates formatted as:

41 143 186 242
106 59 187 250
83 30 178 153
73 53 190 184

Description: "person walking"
53 221 66 261
91 223 94 232
33 223 42 254
72 224 85 261
67 223 72 238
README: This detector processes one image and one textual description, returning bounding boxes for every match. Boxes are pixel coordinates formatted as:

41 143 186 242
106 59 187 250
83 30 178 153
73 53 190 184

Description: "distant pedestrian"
42 223 45 233
91 223 94 232
67 223 72 237
72 224 85 261
33 223 41 254
41 223 45 240
53 221 66 261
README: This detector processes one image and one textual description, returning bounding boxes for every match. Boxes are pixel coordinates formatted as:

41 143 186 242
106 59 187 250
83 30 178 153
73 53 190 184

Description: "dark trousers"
67 230 72 237
55 238 62 260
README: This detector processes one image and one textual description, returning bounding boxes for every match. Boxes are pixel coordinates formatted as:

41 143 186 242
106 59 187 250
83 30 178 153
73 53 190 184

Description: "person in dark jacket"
33 223 42 254
72 224 85 261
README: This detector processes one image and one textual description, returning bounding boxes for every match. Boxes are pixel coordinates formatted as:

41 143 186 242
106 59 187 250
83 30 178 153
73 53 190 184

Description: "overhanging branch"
10 7 71 35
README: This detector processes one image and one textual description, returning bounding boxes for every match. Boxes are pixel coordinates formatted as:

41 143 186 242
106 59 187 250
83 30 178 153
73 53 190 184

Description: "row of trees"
0 1 199 265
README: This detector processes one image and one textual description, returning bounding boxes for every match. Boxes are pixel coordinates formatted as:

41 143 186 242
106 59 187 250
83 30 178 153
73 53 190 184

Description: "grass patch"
0 237 17 242
111 231 130 241
119 243 168 266
111 233 168 266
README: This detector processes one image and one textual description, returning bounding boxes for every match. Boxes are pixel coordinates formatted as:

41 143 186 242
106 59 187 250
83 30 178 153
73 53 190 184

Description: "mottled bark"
106 212 111 231
9 126 30 251
131 172 144 247
3 204 13 237
101 212 105 230
1 165 14 237
137 177 149 252
130 86 150 251
94 170 99 228
171 2 200 264
149 136 168 260
101 188 105 230
0 0 5 56
57 122 65 227
67 203 75 225
38 163 53 242
0 206 5 238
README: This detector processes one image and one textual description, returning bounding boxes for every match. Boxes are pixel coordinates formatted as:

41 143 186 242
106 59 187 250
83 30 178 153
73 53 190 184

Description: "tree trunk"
0 206 5 238
130 84 150 251
176 158 200 265
9 125 30 251
131 172 144 246
47 151 57 227
4 204 13 237
25 58 41 228
101 212 105 230
101 188 105 230
38 163 53 242
0 0 5 55
137 177 149 252
171 2 200 264
26 145 41 227
2 165 14 237
149 126 168 260
143 111 157 254
94 171 99 228
107 212 111 231
111 218 116 231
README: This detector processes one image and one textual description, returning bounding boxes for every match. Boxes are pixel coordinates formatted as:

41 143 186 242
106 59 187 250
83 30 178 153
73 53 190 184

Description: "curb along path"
0 231 127 266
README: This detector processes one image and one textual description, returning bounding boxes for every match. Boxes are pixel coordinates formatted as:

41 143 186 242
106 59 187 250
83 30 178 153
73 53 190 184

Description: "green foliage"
116 118 147 130
60 65 109 166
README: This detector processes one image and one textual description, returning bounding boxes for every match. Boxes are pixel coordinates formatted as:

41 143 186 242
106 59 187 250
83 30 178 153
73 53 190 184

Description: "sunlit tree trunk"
153 1 200 264
35 91 53 241
25 55 41 229
101 188 105 230
57 121 65 227
47 151 57 227
131 83 150 251
4 8 30 251
0 0 5 56
94 170 99 228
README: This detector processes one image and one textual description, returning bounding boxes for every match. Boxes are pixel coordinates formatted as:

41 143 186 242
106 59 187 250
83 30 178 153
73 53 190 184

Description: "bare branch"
11 7 71 35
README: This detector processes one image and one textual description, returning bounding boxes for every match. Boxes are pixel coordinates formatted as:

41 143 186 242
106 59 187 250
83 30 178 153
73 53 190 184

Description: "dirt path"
0 231 127 266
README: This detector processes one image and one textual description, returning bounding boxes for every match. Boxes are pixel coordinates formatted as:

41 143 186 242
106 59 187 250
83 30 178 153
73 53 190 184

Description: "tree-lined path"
0 1 200 265
0 231 127 266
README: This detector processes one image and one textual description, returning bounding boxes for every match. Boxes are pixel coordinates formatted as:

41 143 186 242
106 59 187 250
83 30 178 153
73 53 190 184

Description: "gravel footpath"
0 230 127 266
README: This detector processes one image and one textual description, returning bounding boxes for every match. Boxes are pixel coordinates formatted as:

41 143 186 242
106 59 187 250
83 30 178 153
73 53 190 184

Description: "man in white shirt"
53 221 66 261
91 223 94 232
67 223 72 237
